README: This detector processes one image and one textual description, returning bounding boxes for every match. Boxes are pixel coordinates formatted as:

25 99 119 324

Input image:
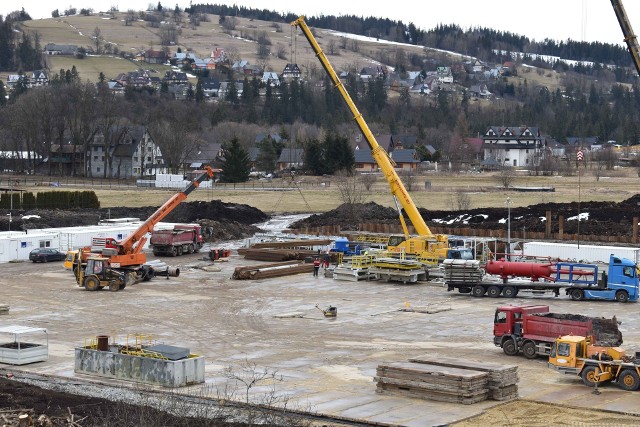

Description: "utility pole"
505 197 512 260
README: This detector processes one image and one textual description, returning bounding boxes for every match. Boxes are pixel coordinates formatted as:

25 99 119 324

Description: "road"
1 253 640 426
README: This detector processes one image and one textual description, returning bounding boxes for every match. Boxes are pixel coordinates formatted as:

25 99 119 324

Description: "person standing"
322 252 331 268
313 257 320 277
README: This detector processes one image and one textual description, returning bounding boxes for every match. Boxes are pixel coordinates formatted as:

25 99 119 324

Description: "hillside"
6 12 429 84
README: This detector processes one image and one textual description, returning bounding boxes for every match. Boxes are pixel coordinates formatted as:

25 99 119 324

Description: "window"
97 167 101 172
93 156 98 160
623 266 635 278
495 311 507 323
147 157 151 161
39 240 51 248
134 157 138 162
557 342 571 357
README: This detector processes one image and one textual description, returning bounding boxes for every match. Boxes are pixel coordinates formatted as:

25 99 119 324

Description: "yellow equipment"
611 0 640 77
74 255 128 292
549 335 640 391
291 17 451 262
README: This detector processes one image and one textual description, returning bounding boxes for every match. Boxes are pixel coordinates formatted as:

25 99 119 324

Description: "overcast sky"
3 0 640 47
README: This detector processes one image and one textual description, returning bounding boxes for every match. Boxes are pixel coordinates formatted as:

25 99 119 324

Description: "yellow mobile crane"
611 0 640 77
291 17 469 262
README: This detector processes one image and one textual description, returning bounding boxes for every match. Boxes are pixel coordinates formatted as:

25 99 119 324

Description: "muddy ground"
291 195 640 237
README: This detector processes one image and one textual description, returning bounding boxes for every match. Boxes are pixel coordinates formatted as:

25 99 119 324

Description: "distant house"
469 84 492 99
281 63 301 80
261 71 280 87
483 126 543 167
44 43 78 56
218 81 243 98
277 148 304 171
353 148 377 172
30 70 49 87
49 143 85 176
87 126 165 178
390 149 420 171
116 71 152 88
210 47 228 64
390 135 418 150
201 77 221 97
144 50 168 64
163 71 189 85
183 142 224 171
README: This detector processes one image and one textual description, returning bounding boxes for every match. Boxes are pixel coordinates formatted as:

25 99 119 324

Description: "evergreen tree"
255 140 277 173
220 138 250 182
195 79 204 103
225 80 238 103
0 80 7 106
303 139 325 175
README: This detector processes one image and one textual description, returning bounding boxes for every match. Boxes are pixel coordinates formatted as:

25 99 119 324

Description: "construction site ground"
2 249 640 426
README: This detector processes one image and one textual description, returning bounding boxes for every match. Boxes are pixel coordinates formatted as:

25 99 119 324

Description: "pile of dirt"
0 377 247 426
0 200 268 241
290 195 640 237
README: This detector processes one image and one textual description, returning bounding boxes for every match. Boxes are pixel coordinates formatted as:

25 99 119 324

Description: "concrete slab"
2 253 640 425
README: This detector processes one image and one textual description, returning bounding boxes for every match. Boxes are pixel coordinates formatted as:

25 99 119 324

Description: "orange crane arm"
116 166 215 255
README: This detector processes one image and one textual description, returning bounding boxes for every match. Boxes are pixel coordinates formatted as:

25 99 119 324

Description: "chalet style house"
482 126 543 167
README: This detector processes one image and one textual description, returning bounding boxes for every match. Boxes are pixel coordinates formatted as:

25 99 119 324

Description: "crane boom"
291 16 436 239
611 0 640 77
116 166 216 256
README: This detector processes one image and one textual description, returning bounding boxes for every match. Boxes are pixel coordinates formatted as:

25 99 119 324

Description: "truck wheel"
570 289 584 301
187 244 194 254
522 341 537 359
615 291 629 303
177 246 183 256
109 282 120 292
172 247 178 257
502 286 516 298
502 339 518 356
84 276 100 291
471 285 486 297
618 369 640 391
487 286 501 298
581 365 599 387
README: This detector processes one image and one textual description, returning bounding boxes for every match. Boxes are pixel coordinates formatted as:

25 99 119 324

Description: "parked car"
29 248 65 263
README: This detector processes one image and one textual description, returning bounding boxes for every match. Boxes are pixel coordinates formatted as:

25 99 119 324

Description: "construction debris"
442 259 484 283
248 239 333 249
375 358 518 404
232 260 314 280
237 248 319 262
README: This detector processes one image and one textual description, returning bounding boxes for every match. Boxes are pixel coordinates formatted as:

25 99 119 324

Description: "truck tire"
618 369 640 391
581 365 599 387
570 289 584 301
171 247 178 257
502 339 518 356
109 282 120 292
615 290 629 303
502 286 516 298
177 246 183 256
522 341 537 359
187 244 194 254
487 286 501 298
84 276 100 291
471 285 486 297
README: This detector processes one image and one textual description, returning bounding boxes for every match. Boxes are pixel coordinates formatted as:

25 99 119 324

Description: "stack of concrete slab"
409 357 519 401
376 358 519 404
375 362 490 404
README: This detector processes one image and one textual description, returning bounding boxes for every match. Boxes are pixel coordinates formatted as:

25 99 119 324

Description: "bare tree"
276 44 287 60
125 9 136 26
360 173 376 191
92 27 103 54
221 16 237 32
401 168 415 191
336 169 365 223
455 191 472 210
496 166 516 189
159 22 180 46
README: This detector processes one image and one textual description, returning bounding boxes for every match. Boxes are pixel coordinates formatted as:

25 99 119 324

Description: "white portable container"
523 241 640 264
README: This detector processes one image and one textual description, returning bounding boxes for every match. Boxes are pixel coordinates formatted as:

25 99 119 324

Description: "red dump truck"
150 225 204 256
493 305 622 359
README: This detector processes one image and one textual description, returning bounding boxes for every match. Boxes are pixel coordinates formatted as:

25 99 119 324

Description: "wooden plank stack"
232 260 314 280
409 357 519 401
375 358 518 404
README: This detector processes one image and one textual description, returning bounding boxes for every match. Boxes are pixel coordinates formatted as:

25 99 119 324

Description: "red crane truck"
493 305 622 359
150 224 205 256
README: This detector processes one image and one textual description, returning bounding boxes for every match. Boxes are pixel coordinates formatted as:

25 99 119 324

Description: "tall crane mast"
611 0 640 77
291 17 451 259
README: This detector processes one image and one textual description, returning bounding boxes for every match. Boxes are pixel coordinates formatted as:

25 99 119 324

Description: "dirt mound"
291 195 640 237
0 200 269 241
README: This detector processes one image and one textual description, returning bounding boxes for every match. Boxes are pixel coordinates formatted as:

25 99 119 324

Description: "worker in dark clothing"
322 252 331 268
313 257 320 277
